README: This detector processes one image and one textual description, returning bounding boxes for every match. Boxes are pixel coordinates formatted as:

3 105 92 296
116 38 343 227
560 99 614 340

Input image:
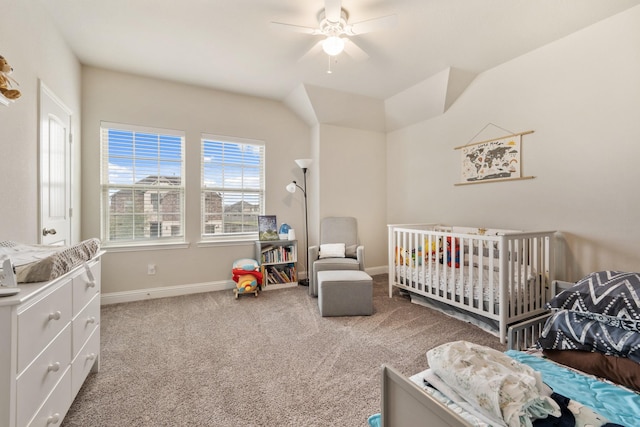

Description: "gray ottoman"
317 270 373 317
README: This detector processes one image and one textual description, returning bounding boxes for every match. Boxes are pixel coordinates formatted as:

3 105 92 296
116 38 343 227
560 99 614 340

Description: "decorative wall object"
258 215 279 241
454 129 534 185
0 54 21 106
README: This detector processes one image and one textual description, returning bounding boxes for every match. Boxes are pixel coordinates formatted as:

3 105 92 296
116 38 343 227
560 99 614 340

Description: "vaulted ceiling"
39 0 640 129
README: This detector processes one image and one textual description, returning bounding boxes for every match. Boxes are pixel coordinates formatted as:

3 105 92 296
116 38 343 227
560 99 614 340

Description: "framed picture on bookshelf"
258 215 279 240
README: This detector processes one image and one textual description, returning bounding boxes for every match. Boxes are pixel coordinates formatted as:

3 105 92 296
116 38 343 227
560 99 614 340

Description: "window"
201 134 265 240
100 122 185 245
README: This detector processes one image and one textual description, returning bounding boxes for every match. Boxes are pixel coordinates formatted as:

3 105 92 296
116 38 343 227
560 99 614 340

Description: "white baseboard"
100 266 388 305
101 280 235 305
366 265 388 276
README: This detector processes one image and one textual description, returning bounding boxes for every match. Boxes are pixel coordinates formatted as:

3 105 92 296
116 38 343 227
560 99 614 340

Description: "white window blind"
100 122 185 245
201 134 265 239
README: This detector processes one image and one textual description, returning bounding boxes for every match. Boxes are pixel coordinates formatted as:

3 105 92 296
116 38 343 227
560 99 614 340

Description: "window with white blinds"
100 122 185 245
201 134 265 240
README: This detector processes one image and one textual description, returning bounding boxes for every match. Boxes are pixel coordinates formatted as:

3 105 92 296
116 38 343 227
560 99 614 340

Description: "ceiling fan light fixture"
322 36 345 56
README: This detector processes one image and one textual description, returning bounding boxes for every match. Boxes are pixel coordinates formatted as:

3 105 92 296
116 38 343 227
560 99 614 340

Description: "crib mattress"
0 238 101 283
396 264 534 303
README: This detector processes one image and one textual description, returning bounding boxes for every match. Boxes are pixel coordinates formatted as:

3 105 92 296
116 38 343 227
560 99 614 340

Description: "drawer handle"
47 413 61 425
48 311 62 321
86 280 96 288
87 352 97 361
87 316 96 324
47 362 61 372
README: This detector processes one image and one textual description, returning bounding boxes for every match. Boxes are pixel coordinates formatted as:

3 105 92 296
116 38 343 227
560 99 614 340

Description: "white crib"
388 224 555 343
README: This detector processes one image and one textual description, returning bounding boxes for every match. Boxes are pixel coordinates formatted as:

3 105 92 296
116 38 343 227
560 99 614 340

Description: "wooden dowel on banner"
454 130 534 150
454 176 535 186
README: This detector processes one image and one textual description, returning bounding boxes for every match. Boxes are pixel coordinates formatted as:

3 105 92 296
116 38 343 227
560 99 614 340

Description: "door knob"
42 228 57 236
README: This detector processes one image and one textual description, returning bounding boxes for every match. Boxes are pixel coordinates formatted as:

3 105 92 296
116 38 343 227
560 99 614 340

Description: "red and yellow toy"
445 236 460 268
232 258 263 299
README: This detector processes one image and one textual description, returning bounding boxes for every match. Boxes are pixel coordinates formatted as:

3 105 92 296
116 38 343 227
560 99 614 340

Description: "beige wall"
4 1 639 297
315 124 387 271
81 67 311 294
0 0 388 297
387 6 640 281
0 0 82 243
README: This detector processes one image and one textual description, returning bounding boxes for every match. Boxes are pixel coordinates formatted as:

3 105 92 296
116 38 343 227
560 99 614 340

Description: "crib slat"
426 233 433 295
499 236 508 341
492 238 498 315
515 238 522 317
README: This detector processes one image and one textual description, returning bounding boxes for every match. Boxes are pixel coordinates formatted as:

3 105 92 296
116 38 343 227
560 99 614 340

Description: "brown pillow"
543 349 640 392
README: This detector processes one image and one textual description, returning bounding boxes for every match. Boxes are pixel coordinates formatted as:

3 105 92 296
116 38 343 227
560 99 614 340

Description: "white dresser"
0 255 102 427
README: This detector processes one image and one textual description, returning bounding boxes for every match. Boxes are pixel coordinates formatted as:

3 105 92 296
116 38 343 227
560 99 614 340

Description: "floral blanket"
427 341 560 427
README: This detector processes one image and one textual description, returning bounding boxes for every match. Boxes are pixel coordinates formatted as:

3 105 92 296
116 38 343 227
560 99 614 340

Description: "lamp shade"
322 36 345 56
286 182 297 193
294 158 312 169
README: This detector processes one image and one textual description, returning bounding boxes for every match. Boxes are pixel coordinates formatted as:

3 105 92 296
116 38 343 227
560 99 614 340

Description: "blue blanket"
506 350 640 427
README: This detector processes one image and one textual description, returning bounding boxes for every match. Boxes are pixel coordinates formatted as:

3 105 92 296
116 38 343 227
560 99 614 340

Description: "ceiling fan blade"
324 0 342 22
299 39 324 62
343 38 369 61
270 21 320 35
347 14 398 35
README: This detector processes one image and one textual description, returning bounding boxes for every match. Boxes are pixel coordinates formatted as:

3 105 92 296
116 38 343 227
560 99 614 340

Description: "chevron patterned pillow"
547 271 640 330
538 309 640 363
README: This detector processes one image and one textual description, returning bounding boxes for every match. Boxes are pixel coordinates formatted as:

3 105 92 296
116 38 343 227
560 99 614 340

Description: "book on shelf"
265 265 297 284
261 245 295 264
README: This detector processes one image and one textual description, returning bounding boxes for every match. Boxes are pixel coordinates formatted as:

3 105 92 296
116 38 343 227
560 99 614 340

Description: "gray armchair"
308 217 365 297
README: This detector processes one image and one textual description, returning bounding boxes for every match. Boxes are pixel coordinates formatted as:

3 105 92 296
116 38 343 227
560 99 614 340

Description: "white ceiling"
40 0 640 101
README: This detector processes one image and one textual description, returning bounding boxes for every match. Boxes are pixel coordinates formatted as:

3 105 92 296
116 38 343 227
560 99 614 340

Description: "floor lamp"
286 158 312 286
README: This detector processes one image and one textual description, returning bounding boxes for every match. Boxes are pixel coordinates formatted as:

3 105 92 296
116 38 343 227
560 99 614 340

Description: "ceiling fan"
271 0 397 62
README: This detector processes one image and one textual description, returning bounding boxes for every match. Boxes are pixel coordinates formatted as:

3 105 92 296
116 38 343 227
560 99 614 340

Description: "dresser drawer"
72 326 100 397
17 280 72 373
72 293 100 356
17 324 71 427
26 368 72 427
72 260 101 316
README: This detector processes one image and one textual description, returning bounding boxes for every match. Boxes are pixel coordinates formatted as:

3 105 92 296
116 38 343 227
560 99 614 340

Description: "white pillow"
319 243 346 259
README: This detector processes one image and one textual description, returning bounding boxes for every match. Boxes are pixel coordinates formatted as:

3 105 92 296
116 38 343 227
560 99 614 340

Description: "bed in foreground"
375 271 640 427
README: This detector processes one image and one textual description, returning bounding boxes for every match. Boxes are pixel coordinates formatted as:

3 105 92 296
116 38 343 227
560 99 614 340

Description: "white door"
39 82 72 246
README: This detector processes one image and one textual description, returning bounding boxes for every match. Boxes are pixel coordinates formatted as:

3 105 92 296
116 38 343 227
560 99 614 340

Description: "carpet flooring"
61 274 505 427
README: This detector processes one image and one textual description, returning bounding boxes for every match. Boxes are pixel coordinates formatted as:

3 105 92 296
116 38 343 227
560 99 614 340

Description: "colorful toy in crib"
425 237 443 262
445 236 460 268
396 238 444 266
395 246 408 266
232 258 263 298
395 246 418 266
411 247 423 266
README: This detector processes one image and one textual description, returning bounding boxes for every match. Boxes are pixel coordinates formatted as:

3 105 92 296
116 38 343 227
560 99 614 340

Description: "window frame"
100 121 186 248
200 134 265 243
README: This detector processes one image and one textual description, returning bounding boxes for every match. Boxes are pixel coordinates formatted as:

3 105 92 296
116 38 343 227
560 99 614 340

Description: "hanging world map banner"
459 135 523 184
454 129 534 186
461 135 521 182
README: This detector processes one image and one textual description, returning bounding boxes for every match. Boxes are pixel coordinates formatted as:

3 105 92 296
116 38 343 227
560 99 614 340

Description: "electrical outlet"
147 264 156 275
